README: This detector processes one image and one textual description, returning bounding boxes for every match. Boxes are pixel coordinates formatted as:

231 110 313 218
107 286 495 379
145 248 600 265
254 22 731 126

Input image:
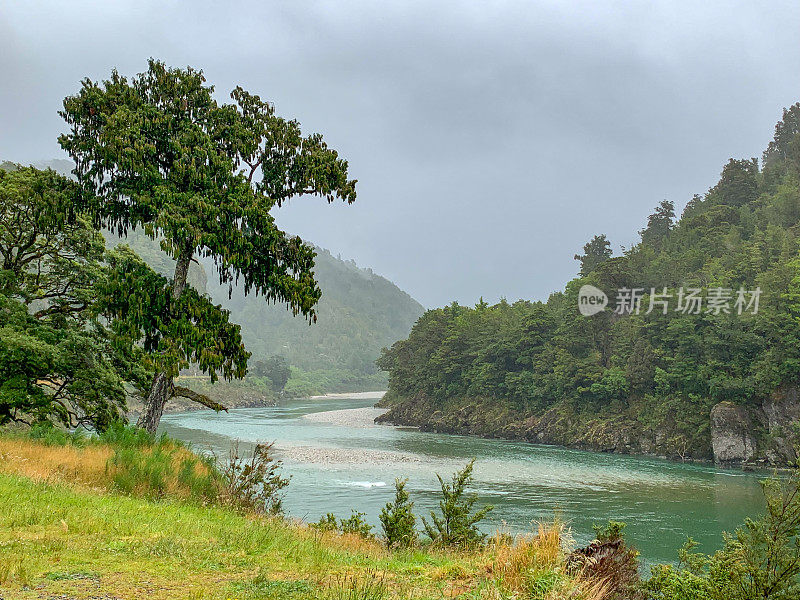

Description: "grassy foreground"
0 434 603 600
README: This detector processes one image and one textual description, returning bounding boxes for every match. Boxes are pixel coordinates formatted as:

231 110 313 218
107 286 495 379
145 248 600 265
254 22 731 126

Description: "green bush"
313 510 374 540
379 478 417 549
27 422 87 447
220 441 289 515
97 421 160 448
422 459 493 548
339 511 374 538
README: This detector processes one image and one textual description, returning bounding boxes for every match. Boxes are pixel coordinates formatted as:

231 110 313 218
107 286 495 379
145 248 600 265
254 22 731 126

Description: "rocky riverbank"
376 388 800 468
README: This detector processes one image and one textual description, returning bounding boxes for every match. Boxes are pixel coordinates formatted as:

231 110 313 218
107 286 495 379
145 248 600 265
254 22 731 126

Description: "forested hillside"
377 104 800 466
106 229 423 386
205 246 424 375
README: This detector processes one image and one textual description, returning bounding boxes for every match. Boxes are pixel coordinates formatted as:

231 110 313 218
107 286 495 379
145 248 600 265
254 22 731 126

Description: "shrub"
219 441 290 515
27 422 87 447
339 511 374 538
313 511 375 540
313 513 340 532
421 458 493 548
379 478 417 549
97 421 159 448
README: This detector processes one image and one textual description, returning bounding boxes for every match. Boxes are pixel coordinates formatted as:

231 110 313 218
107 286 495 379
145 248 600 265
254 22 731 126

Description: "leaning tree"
59 59 357 433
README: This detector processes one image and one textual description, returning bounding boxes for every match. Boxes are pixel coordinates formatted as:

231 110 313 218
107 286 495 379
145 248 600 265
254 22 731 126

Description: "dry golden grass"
489 521 563 590
0 436 219 502
0 437 111 489
486 520 611 600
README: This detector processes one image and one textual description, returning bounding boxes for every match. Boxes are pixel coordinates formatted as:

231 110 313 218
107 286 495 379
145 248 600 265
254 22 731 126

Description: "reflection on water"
159 395 765 564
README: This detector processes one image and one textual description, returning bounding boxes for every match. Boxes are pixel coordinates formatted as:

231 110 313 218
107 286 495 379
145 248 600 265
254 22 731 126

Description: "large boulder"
710 402 756 465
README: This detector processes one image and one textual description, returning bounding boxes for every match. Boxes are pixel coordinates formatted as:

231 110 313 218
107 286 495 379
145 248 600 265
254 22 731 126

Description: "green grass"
0 473 491 599
0 429 595 599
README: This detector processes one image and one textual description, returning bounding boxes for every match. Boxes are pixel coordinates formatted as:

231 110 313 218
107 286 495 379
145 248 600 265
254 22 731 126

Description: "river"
159 393 766 565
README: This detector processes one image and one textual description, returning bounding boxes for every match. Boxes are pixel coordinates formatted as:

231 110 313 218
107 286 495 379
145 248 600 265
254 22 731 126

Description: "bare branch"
172 385 228 412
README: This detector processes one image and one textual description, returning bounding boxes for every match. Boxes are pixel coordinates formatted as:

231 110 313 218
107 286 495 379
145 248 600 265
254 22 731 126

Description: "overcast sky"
2 1 799 307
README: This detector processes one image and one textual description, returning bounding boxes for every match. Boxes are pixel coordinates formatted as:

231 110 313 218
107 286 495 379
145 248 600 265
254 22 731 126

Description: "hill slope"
204 247 424 375
377 103 800 467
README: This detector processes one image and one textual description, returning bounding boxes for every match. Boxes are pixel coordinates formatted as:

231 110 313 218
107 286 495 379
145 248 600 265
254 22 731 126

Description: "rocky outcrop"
708 389 800 467
710 402 757 465
760 388 800 466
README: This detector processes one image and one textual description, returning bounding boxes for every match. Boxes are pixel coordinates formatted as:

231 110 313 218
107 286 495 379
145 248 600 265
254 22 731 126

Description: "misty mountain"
205 247 424 373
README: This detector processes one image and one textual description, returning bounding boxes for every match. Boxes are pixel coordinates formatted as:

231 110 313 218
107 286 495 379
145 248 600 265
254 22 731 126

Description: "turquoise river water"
159 394 766 565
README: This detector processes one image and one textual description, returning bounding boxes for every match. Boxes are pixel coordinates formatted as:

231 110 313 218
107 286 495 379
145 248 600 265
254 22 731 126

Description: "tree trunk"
171 249 192 300
136 243 193 434
136 371 173 434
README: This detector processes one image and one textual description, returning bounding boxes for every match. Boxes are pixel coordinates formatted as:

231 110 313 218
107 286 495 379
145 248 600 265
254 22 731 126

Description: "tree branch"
172 385 228 412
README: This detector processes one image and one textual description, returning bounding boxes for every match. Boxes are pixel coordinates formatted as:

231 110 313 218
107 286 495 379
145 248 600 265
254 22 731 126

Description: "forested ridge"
377 104 800 465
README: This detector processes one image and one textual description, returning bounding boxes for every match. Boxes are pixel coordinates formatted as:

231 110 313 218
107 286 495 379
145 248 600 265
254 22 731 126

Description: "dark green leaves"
101 246 248 381
59 59 357 321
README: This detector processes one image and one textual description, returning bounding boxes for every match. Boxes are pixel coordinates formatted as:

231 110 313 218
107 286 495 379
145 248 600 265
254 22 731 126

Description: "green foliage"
338 511 375 538
220 441 290 515
525 569 567 600
313 510 375 540
313 513 340 532
96 421 159 448
58 59 357 429
283 367 388 397
0 166 146 430
27 422 88 447
379 478 417 549
422 459 493 548
107 443 218 503
59 58 355 324
379 103 800 460
639 199 675 247
101 246 247 382
575 233 613 276
252 355 291 392
210 246 424 375
103 229 423 380
593 520 627 543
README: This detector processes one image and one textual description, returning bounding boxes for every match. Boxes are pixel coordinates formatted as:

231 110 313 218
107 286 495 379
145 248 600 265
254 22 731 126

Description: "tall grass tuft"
322 570 387 600
106 443 220 503
491 521 565 594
